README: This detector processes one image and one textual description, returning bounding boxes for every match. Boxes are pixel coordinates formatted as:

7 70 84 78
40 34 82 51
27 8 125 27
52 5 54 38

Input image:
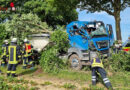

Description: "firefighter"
22 38 34 69
7 38 20 77
1 40 9 66
90 51 113 89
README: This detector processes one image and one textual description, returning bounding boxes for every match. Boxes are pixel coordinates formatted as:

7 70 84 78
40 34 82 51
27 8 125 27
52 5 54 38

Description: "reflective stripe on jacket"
91 58 103 68
8 45 18 64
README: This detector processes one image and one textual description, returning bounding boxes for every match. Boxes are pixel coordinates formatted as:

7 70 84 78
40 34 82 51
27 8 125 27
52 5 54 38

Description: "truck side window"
72 25 80 35
73 25 78 29
87 28 91 34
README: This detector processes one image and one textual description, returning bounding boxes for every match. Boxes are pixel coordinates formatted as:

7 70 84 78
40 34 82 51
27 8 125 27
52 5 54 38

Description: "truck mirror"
106 24 113 36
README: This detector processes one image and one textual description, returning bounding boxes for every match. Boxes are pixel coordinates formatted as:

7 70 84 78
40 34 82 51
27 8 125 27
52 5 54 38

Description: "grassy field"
0 65 130 90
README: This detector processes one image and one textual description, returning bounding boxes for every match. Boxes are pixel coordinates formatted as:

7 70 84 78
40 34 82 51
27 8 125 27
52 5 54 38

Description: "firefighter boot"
12 74 18 77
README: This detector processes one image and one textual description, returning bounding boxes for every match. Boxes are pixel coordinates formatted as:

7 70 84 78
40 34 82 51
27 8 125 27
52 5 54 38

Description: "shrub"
40 27 70 73
50 27 70 53
0 25 7 54
103 51 130 72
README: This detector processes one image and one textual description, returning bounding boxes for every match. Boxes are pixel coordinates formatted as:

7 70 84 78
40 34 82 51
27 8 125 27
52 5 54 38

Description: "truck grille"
96 41 108 49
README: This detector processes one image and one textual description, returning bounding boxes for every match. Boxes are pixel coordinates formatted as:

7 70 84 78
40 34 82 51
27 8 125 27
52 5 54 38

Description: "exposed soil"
17 69 105 90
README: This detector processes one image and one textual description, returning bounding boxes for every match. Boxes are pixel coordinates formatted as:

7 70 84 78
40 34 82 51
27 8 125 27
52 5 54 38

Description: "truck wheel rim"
71 59 79 68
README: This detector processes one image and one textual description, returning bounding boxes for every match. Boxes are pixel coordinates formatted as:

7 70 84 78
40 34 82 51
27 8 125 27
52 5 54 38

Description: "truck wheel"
69 54 82 70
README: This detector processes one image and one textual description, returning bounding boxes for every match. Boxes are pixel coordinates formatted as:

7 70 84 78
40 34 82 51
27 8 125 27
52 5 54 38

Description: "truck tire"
69 54 82 70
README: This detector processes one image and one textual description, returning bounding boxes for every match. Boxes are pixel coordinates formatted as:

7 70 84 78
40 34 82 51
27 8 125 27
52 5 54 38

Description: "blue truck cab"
66 21 114 70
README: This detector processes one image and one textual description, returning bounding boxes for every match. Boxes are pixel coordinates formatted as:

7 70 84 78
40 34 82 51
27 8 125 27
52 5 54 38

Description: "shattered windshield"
91 25 107 37
85 22 107 38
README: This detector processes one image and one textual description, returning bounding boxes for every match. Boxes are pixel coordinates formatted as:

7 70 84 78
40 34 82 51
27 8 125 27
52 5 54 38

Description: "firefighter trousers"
23 57 28 69
1 56 7 66
7 64 17 76
92 67 112 89
23 56 34 69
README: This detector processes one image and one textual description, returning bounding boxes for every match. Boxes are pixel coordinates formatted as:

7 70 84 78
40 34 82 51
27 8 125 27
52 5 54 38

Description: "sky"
77 8 130 42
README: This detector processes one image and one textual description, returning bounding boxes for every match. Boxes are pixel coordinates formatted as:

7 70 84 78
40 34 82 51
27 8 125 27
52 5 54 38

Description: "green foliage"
79 0 129 15
4 13 50 44
24 0 78 27
103 51 130 72
40 27 69 73
50 26 70 53
0 0 78 27
0 24 7 54
40 46 64 73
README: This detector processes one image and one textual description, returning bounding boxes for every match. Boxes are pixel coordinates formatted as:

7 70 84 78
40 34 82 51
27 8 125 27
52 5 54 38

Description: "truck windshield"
90 25 107 38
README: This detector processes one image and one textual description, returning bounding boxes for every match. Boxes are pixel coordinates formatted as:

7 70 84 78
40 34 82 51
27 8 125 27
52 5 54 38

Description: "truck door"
106 24 114 46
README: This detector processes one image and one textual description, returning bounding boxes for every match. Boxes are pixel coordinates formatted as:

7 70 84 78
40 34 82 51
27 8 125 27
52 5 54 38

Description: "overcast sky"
78 7 130 42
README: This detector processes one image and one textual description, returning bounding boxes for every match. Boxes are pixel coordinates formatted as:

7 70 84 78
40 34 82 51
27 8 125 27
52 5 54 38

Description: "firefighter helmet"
4 40 8 43
24 38 28 43
11 38 17 43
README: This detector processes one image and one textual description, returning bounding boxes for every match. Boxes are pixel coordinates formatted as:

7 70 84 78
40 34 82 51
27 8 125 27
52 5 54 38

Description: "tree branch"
96 3 114 15
121 0 126 6
110 0 114 7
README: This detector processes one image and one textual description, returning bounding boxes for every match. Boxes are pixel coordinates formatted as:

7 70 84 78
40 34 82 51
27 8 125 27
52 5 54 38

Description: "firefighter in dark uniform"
1 40 9 66
22 38 34 69
7 38 20 77
90 51 113 89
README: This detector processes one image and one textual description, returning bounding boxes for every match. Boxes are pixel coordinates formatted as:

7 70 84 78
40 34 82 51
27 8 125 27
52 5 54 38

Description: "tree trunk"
114 12 122 41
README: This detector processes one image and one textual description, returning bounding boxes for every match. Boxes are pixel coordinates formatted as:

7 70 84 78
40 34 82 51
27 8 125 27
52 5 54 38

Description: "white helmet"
11 38 17 43
24 38 28 43
4 40 8 43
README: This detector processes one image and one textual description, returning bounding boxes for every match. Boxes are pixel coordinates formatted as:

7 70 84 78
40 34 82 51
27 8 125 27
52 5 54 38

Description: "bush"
103 51 130 72
40 27 70 73
0 25 7 54
50 27 70 53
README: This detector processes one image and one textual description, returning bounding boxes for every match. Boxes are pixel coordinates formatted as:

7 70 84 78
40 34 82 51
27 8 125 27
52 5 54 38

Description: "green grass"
0 75 40 90
30 81 38 86
37 69 130 89
109 72 130 89
1 65 130 89
48 70 91 82
0 75 29 90
41 81 52 86
62 83 76 89
0 65 38 75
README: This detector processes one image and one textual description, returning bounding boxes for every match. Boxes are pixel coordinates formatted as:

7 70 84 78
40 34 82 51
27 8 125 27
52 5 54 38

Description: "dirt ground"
18 68 101 90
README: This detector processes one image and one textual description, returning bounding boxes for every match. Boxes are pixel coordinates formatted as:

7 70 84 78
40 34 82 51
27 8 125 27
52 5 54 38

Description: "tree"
0 0 78 28
0 25 7 54
24 0 78 28
79 0 130 41
0 0 26 23
4 13 50 44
